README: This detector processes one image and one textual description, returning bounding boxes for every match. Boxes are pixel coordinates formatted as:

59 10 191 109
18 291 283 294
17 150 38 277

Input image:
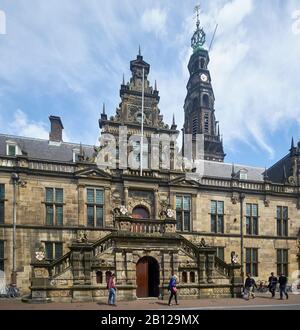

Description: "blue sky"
0 0 300 168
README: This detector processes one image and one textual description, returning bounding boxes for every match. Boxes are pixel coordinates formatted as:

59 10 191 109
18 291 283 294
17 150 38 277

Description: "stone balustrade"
115 216 176 234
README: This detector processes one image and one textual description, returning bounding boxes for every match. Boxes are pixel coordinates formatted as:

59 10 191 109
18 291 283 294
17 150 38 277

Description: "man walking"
244 273 257 300
278 273 289 300
268 272 278 298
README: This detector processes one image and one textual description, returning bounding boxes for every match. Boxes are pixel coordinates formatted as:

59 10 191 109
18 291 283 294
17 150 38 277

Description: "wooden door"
136 258 149 298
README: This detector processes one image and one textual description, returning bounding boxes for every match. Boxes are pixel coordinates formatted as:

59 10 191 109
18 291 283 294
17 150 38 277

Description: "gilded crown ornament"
191 5 206 52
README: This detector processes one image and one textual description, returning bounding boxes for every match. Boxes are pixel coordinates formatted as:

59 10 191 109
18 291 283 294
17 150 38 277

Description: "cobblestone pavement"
0 293 300 310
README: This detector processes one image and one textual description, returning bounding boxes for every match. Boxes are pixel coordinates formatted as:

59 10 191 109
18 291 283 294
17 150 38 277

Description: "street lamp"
11 172 19 285
240 193 245 284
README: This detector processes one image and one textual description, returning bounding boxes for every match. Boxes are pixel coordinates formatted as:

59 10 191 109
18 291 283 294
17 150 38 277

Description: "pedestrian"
107 273 117 306
106 272 112 305
168 274 179 306
244 273 257 300
278 273 289 300
268 272 278 298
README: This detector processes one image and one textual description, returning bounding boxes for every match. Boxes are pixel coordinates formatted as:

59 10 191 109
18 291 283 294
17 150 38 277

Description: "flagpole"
140 67 145 176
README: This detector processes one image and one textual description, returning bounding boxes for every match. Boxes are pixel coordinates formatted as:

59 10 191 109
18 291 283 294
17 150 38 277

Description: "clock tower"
183 7 225 162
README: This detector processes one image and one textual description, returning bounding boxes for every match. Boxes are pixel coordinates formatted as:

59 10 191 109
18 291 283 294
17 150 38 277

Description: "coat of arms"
35 250 45 261
166 208 175 218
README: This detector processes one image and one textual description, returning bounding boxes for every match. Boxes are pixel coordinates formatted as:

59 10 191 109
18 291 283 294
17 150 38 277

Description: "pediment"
75 167 111 179
169 175 200 187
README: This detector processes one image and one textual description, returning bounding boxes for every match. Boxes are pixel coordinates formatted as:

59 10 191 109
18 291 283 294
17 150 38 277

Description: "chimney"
49 116 64 143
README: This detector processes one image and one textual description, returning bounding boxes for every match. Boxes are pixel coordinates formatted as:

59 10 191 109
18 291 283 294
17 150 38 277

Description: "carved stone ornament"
35 250 45 262
77 230 88 243
166 208 175 218
35 245 45 261
231 196 238 205
264 198 270 207
120 205 128 216
198 238 208 248
231 251 238 264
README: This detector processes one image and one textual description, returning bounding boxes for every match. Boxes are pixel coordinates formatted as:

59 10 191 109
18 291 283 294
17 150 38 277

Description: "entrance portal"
136 257 159 298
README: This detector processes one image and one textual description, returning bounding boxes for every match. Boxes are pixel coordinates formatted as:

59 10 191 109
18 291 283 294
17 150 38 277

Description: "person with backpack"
168 274 179 306
244 273 257 300
268 272 278 298
107 273 117 306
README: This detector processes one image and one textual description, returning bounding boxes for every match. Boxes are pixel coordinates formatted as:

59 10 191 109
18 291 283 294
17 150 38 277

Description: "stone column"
207 254 215 284
126 252 134 285
154 189 159 219
162 252 172 299
104 187 112 228
115 251 126 285
124 187 129 208
72 251 83 285
198 254 206 284
83 251 92 285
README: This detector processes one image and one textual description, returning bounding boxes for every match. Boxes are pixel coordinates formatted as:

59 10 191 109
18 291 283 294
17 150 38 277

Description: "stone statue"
77 230 88 243
199 238 208 248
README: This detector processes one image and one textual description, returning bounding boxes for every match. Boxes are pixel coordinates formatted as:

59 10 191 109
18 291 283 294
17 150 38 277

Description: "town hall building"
0 12 299 302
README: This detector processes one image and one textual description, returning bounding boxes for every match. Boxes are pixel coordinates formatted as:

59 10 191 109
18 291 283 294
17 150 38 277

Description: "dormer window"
6 141 21 157
72 148 80 162
239 169 248 180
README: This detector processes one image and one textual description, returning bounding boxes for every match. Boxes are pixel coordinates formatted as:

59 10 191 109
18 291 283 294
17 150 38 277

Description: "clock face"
200 74 208 82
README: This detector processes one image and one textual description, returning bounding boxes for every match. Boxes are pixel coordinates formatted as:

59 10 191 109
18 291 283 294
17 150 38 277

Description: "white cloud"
9 109 49 139
217 0 253 33
141 8 168 37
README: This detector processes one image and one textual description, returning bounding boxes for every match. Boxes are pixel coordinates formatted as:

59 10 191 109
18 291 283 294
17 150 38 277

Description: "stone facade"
0 15 300 302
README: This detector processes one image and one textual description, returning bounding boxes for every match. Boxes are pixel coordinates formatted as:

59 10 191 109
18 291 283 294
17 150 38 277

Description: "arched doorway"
136 257 159 298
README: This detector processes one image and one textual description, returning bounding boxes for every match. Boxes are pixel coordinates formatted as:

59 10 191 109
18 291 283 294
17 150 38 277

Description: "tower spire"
154 80 157 91
122 73 125 85
291 137 295 149
195 4 200 29
138 45 141 56
102 103 106 114
231 163 235 178
171 113 177 130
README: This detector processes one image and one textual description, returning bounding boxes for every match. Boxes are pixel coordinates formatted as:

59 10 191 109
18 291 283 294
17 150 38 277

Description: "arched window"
190 271 195 283
105 271 112 284
200 58 205 69
132 206 150 219
182 271 188 283
202 94 209 108
96 271 103 284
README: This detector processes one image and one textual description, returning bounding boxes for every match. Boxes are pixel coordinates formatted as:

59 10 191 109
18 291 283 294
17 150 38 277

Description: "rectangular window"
245 248 258 277
86 189 104 228
216 247 225 261
176 195 191 232
246 204 258 235
45 242 63 261
45 242 53 260
277 206 288 237
0 184 4 224
45 188 64 226
277 249 288 276
0 240 4 271
8 145 16 156
211 201 224 233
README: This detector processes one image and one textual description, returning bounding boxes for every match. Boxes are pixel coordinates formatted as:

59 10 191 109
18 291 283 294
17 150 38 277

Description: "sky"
0 0 300 168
